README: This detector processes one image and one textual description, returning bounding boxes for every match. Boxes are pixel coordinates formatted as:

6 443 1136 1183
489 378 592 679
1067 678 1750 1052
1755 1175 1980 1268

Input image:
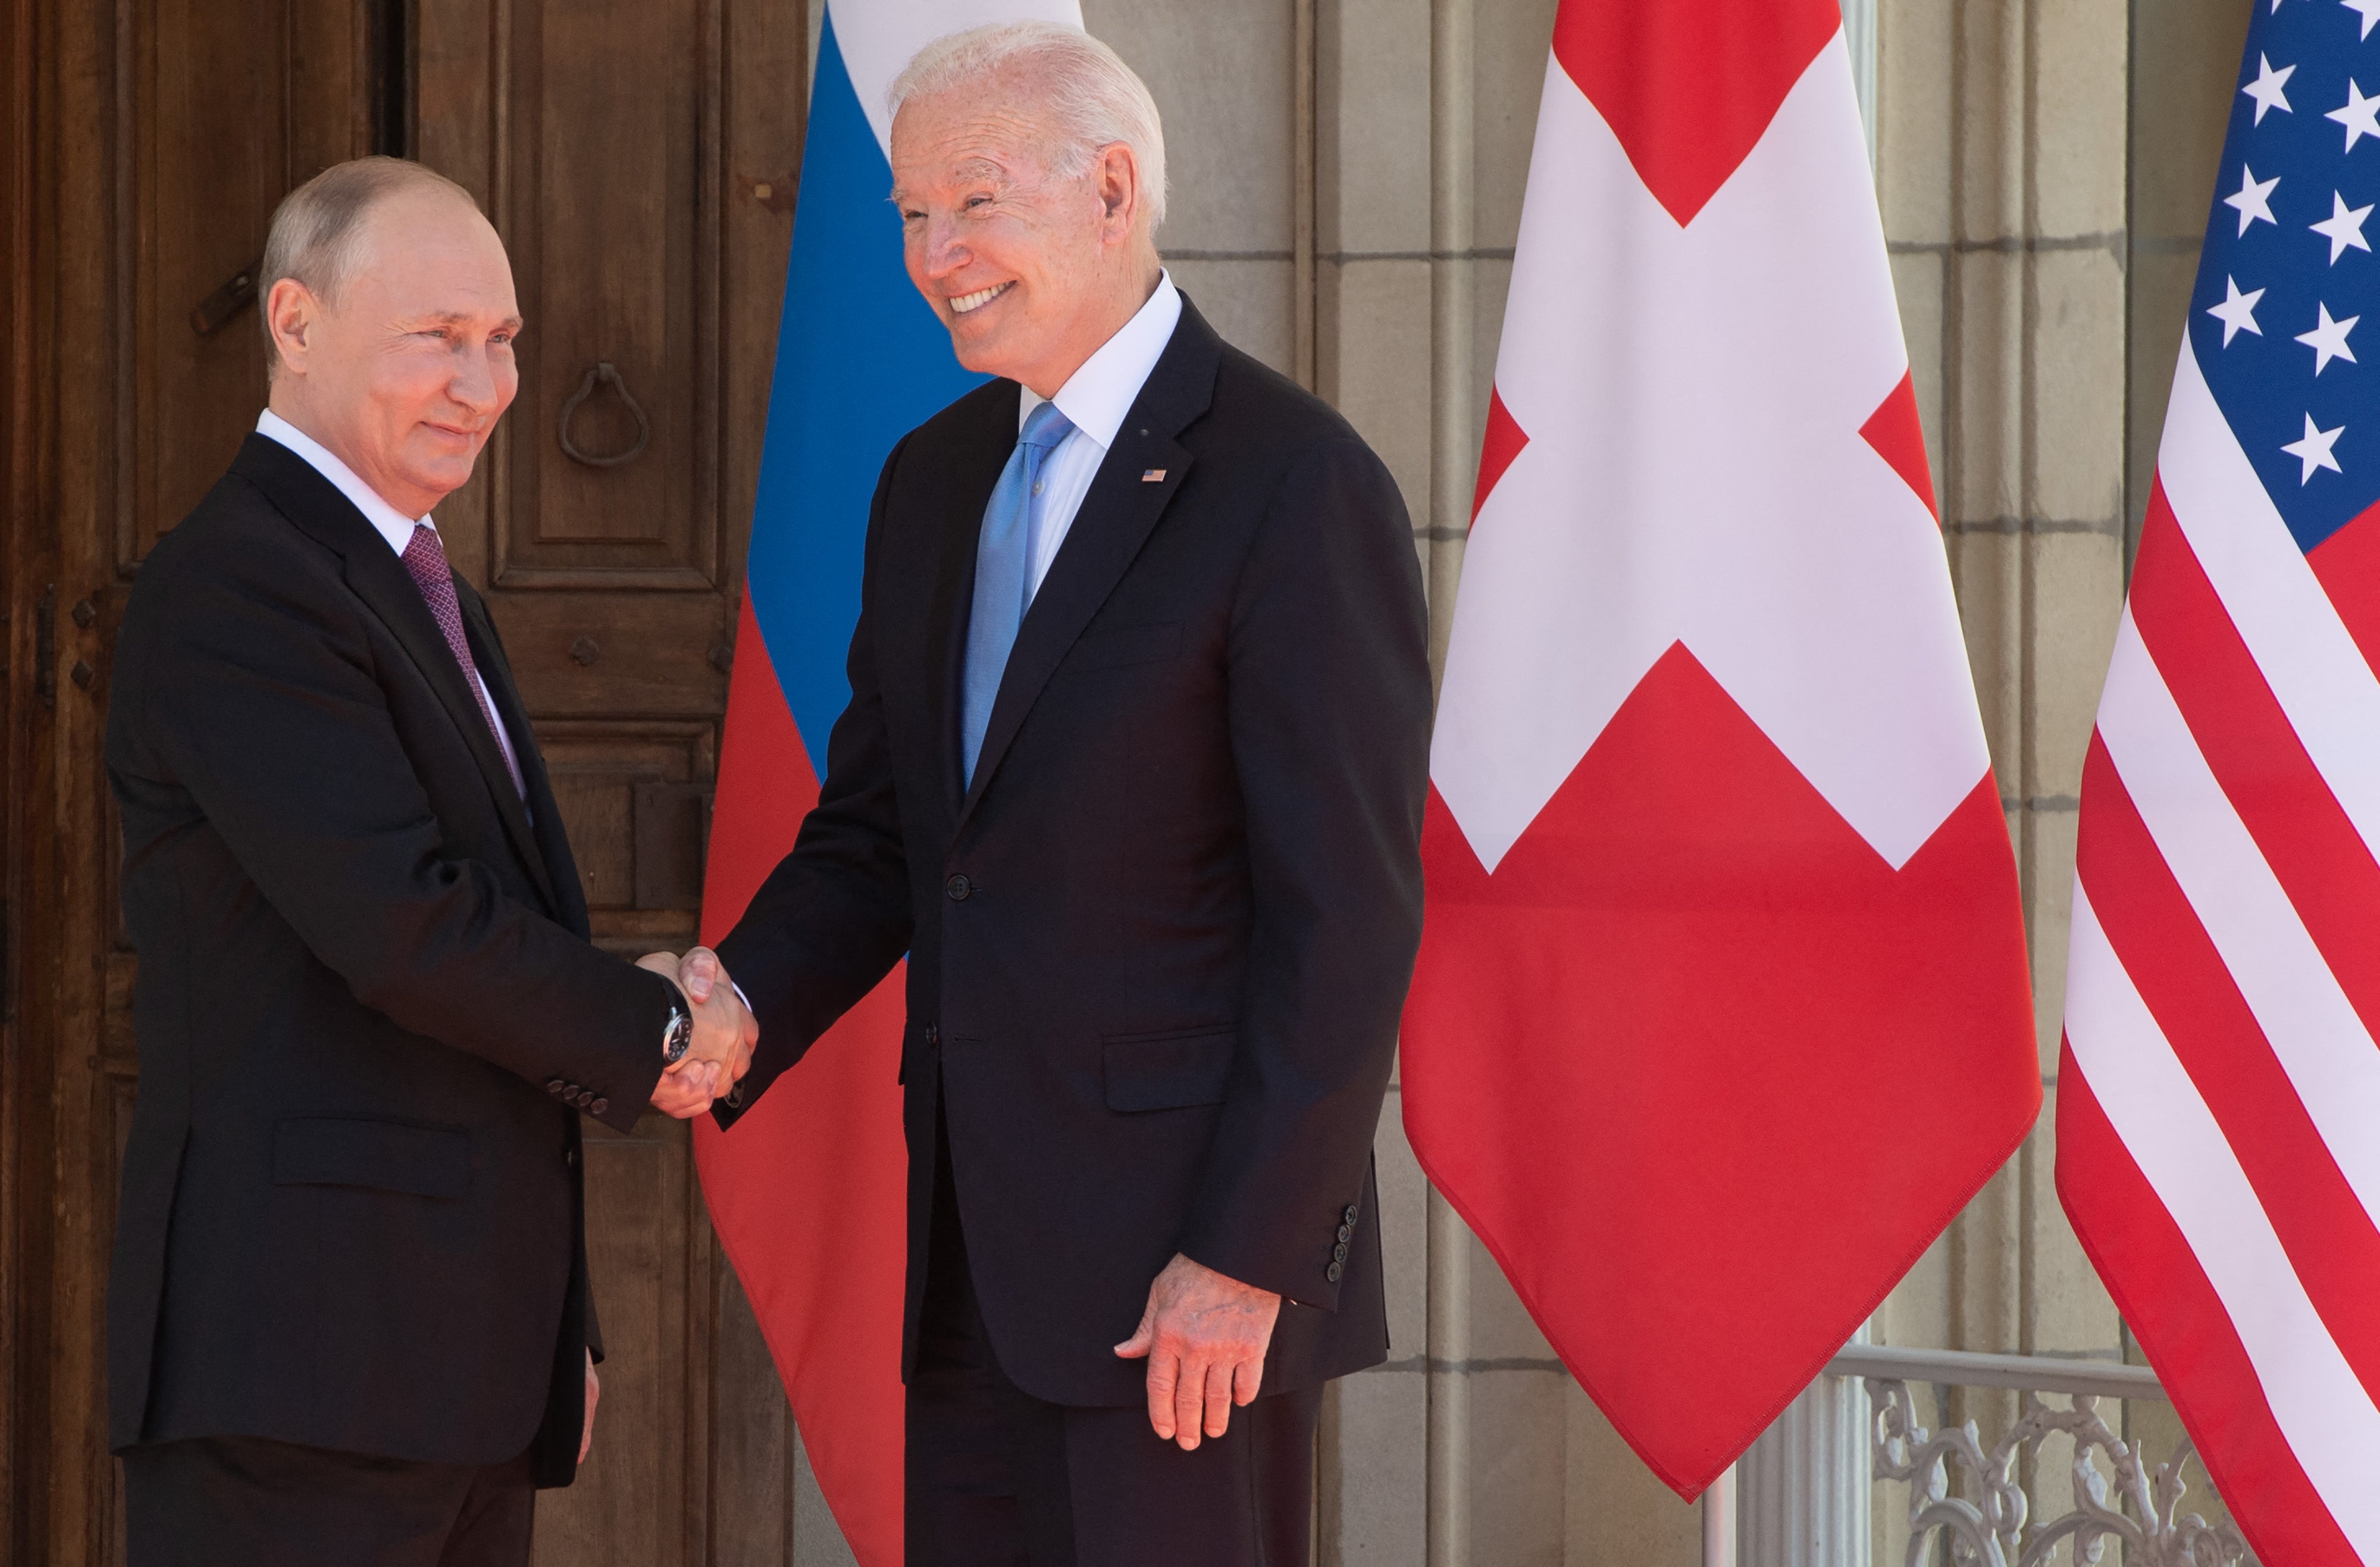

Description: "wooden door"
2 1 832 1562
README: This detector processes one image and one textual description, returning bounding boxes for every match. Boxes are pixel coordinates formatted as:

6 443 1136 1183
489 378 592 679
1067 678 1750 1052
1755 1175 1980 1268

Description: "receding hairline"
258 157 491 371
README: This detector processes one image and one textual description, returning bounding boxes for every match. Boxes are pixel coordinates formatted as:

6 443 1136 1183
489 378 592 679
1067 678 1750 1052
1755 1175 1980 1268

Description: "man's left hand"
1113 1252 1281 1450
580 1349 599 1465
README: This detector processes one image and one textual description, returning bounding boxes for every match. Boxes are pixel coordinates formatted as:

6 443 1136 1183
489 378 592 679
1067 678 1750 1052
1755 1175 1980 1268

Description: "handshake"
634 946 757 1119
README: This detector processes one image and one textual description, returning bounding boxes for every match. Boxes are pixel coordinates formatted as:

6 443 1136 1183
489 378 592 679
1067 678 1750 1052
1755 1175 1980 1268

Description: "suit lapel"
923 390 1031 821
233 436 558 907
953 304 1222 833
456 585 568 917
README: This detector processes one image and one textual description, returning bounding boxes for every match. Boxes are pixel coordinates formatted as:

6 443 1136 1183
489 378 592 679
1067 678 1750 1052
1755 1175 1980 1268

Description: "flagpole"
1702 1465 1737 1567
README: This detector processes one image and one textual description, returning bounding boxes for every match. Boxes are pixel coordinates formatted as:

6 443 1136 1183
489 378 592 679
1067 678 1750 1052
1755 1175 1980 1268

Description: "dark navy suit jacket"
105 435 678 1485
716 298 1434 1406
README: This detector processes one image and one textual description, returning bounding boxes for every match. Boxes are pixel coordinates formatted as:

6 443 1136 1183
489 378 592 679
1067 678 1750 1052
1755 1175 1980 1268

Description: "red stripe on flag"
696 593 907 1567
2129 481 2380 1051
1403 642 2035 1496
2076 733 2380 1413
1551 0 1842 226
2056 1047 2362 1567
2307 496 2380 683
704 593 822 936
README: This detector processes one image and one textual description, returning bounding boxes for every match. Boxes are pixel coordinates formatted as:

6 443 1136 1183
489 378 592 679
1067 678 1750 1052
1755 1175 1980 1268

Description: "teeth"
950 282 1012 315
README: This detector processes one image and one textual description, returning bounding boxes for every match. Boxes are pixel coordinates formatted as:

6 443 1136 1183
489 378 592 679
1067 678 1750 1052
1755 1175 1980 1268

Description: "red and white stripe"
2061 333 2380 1566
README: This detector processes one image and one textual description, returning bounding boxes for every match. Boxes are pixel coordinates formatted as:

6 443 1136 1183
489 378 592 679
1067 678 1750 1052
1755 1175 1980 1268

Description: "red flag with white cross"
1399 0 2041 1496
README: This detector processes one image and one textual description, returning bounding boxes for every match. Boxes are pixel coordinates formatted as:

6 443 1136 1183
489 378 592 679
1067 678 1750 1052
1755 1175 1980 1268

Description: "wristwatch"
661 999 693 1065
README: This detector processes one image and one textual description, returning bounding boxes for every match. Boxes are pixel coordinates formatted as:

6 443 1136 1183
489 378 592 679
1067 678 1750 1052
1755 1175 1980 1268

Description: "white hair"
888 21 1168 230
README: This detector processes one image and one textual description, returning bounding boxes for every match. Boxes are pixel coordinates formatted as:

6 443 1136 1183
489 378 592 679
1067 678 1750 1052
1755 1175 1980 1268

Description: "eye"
963 193 992 211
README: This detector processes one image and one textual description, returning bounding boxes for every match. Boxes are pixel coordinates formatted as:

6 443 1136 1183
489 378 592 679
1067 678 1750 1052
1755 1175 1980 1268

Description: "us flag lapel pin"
1141 468 1167 483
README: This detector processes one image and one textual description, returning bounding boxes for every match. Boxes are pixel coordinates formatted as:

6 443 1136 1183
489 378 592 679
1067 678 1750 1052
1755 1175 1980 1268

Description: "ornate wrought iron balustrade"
1813 1344 2254 1567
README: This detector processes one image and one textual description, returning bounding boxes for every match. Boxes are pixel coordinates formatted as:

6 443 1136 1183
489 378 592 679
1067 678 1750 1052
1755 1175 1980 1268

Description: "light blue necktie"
962 399 1076 787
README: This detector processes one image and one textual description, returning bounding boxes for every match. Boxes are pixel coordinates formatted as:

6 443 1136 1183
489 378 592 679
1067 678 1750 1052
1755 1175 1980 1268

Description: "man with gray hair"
104 155 755 1565
703 23 1431 1565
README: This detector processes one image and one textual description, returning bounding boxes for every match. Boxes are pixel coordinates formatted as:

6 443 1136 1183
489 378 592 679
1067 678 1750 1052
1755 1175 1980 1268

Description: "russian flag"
694 4 1079 1562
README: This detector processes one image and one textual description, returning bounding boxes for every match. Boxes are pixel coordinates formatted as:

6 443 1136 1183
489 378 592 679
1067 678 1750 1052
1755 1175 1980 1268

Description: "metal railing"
1702 1345 2253 1566
1832 1346 2249 1567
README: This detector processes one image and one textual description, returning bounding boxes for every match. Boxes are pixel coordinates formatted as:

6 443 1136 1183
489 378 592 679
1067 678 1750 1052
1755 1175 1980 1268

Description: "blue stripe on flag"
746 12 989 771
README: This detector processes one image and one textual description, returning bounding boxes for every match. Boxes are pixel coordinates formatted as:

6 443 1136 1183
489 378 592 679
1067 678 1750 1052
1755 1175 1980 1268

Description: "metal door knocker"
557 361 651 467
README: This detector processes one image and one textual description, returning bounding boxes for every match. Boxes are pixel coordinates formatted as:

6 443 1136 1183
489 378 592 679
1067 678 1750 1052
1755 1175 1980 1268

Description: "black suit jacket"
716 298 1433 1406
104 434 680 1487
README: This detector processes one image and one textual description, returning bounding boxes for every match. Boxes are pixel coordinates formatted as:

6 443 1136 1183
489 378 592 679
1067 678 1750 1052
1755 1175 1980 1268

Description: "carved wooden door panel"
7 2 393 1563
413 1 814 1562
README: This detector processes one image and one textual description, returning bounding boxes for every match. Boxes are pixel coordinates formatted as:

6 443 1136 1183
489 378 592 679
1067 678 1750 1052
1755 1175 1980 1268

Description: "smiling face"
264 186 522 519
891 77 1158 398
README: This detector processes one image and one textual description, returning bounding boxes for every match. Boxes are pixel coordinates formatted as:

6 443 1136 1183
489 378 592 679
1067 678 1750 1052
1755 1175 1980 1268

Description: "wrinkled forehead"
888 86 1064 198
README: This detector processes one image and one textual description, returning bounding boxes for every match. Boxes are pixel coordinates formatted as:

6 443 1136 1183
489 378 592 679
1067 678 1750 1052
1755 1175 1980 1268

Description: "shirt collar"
255 408 432 558
1019 270 1183 451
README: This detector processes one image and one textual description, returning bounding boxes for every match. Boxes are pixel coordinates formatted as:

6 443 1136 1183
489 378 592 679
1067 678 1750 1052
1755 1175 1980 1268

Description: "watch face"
664 1011 692 1065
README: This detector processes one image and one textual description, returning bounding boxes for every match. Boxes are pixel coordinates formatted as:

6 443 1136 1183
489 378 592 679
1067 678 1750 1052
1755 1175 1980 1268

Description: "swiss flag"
1400 0 2041 1497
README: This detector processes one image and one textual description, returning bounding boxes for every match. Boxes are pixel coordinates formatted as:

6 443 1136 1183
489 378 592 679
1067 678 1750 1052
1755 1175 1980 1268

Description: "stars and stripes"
2062 2 2380 1562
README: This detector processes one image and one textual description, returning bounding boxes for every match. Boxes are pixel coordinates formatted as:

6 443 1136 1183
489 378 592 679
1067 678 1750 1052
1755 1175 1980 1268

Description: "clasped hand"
635 946 756 1118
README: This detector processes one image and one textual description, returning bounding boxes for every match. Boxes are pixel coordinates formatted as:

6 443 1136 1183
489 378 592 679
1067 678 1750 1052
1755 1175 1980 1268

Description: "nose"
449 341 499 416
917 212 970 283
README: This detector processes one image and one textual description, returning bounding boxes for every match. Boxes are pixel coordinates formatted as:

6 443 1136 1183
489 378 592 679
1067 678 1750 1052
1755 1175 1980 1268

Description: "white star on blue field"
2193 0 2380 550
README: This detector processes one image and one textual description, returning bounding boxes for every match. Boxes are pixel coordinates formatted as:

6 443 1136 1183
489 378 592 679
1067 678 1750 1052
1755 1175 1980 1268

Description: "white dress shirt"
1016 271 1183 602
254 409 524 783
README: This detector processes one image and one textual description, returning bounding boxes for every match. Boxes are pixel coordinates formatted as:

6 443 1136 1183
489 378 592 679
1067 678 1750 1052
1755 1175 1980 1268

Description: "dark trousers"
120 1434 535 1567
907 1109 1320 1567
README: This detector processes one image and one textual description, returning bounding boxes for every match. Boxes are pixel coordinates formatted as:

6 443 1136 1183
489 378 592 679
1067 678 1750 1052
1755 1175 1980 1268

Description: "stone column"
1736 1334 1873 1567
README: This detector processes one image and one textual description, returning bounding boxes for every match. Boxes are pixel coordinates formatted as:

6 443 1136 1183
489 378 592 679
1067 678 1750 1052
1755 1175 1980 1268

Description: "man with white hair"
704 23 1432 1565
105 156 755 1565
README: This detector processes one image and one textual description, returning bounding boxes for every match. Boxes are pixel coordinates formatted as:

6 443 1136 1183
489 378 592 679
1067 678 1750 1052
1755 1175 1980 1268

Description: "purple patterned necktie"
400 523 526 798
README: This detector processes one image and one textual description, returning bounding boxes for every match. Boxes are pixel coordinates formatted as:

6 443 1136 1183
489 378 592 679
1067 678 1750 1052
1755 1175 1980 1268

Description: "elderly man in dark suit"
105 156 756 1567
698 21 1432 1566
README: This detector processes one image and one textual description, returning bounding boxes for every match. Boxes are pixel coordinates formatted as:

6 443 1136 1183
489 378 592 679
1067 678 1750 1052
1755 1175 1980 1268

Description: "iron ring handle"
558 361 651 468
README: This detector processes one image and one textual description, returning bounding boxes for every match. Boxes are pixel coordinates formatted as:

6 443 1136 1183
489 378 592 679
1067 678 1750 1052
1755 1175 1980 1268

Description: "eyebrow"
888 158 1012 205
408 310 525 332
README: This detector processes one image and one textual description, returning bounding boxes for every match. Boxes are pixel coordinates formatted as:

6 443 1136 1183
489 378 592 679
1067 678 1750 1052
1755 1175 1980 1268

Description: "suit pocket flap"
1103 1027 1237 1112
274 1117 471 1199
1066 621 1183 674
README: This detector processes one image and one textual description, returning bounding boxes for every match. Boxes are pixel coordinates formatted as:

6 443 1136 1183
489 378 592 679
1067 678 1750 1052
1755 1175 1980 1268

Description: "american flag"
2059 3 2380 1560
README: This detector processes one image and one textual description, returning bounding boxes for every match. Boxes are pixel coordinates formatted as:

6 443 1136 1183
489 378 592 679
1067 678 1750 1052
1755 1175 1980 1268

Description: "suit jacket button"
945 874 973 902
1333 1243 1349 1262
1336 1224 1353 1243
575 1089 594 1108
548 1080 566 1096
1343 1204 1359 1224
1325 1261 1343 1283
591 1098 608 1116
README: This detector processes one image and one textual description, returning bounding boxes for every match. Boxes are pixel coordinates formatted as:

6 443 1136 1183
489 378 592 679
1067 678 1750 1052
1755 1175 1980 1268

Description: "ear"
1095 142 1142 242
264 277 320 378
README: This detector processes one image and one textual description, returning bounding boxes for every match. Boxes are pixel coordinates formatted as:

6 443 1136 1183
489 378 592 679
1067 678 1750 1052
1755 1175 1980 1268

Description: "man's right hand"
637 947 757 1118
